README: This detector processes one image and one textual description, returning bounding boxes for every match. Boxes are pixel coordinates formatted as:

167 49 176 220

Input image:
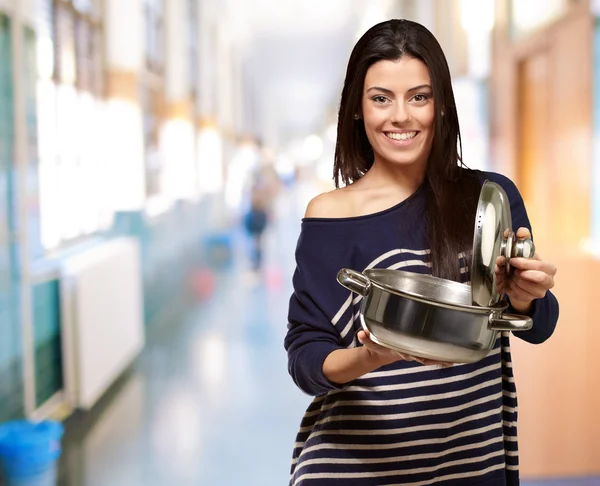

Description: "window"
142 84 163 197
188 0 198 99
144 0 164 75
37 0 109 250
53 1 76 85
510 0 569 38
142 0 165 199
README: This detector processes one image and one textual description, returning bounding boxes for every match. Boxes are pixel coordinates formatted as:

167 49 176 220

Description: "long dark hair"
333 19 480 281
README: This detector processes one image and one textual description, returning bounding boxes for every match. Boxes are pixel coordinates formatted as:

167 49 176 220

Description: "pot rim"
363 274 509 314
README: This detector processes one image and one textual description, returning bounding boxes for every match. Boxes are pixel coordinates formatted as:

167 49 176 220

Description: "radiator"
60 237 145 410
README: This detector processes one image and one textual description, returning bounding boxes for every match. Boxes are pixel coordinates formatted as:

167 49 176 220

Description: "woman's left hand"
495 227 557 314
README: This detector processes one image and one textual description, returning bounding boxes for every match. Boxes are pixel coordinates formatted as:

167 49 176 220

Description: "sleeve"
284 223 351 396
491 173 559 344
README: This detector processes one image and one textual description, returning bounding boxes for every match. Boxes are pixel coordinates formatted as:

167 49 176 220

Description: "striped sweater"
284 171 559 485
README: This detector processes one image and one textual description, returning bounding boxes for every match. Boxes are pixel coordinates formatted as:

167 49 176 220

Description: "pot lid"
470 181 535 307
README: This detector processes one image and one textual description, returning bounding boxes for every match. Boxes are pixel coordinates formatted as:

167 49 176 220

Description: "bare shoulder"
304 188 356 219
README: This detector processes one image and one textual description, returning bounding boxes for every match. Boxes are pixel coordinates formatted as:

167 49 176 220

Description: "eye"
411 93 430 103
371 95 389 104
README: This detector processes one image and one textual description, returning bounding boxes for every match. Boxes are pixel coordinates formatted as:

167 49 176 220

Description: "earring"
441 110 445 117
354 113 360 120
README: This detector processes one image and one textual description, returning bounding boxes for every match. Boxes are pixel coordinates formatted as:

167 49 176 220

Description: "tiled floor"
58 191 309 486
57 187 600 486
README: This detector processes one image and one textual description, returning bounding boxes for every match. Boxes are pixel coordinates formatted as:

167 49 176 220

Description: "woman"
284 19 558 486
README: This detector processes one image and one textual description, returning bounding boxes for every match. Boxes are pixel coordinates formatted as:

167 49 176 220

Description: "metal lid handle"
512 237 535 259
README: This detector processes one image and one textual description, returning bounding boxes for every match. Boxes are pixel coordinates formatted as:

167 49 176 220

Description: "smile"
385 131 417 141
383 131 419 146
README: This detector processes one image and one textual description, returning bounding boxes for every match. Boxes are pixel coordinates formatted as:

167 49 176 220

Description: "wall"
490 0 600 477
593 16 600 247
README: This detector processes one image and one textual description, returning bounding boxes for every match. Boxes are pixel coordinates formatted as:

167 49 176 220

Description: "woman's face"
361 57 435 171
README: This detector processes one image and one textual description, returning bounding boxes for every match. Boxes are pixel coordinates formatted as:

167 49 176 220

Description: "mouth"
384 131 418 142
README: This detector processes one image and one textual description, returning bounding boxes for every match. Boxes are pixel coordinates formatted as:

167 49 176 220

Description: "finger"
515 227 531 239
357 330 368 344
403 354 452 366
507 279 543 301
421 359 453 367
358 330 382 350
510 274 551 298
358 330 410 360
512 270 549 287
509 257 556 275
506 286 537 303
393 351 417 362
357 330 382 349
513 269 554 288
495 269 506 292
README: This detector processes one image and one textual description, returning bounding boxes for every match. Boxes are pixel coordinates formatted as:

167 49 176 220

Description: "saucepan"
335 181 536 364
336 268 532 364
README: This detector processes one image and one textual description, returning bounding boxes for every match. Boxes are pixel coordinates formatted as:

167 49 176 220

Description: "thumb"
515 227 531 239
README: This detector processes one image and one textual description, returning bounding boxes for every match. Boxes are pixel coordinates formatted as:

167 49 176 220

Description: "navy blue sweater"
284 171 559 485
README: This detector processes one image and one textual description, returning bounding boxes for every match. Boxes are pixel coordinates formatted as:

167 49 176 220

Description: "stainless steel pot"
337 268 532 364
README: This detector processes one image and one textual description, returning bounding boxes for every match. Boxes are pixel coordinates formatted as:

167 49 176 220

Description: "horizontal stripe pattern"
290 247 519 485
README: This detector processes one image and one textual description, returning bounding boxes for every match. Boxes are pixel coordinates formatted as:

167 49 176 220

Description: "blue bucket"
0 420 63 486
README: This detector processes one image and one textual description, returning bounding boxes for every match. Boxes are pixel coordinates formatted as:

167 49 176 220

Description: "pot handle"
489 313 533 332
336 268 371 296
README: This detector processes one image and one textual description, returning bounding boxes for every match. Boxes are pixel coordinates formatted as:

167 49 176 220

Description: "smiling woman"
284 18 559 486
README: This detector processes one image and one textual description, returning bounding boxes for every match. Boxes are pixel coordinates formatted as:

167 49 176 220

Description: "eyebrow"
366 84 432 95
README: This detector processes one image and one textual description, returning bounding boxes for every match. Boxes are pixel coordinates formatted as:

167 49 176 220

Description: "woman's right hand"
357 329 453 367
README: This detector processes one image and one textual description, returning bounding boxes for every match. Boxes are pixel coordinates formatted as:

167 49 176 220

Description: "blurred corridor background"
0 0 599 484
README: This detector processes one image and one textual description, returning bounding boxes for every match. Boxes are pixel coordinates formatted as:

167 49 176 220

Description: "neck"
361 157 427 194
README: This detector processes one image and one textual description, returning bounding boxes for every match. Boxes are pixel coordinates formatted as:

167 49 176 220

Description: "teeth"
386 132 416 141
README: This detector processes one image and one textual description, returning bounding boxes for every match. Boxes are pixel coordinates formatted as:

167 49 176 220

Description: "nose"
391 102 411 124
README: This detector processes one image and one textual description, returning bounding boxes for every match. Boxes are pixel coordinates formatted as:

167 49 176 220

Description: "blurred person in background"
284 19 559 486
243 141 281 273
225 135 262 216
244 179 270 271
